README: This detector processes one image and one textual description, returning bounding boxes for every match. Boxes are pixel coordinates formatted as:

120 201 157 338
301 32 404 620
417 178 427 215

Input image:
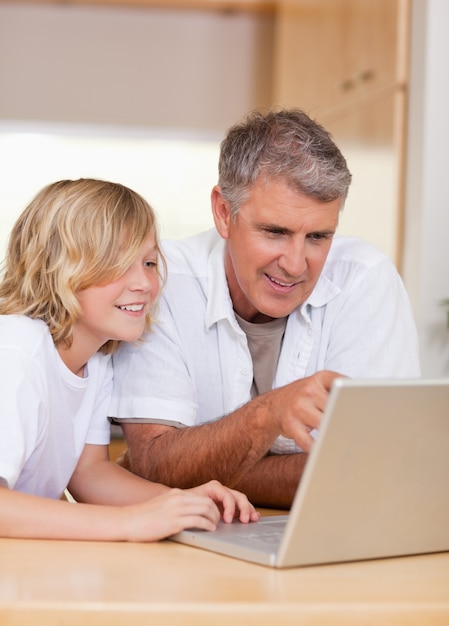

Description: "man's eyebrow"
256 222 336 237
308 228 337 236
256 222 294 235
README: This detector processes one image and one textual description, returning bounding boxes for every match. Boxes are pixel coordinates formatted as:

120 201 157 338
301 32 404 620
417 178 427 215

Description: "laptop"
170 378 449 568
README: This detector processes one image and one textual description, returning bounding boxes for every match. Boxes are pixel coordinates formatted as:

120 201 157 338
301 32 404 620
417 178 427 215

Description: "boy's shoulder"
0 315 49 349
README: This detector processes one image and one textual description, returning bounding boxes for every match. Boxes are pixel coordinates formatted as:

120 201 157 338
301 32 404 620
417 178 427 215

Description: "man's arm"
121 371 339 508
232 453 308 508
122 419 307 509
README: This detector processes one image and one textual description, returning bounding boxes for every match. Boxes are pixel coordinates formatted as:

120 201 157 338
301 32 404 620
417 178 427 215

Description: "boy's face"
212 177 341 323
74 232 159 352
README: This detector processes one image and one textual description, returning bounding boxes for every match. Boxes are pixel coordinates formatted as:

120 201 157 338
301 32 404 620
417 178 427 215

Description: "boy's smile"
59 233 159 375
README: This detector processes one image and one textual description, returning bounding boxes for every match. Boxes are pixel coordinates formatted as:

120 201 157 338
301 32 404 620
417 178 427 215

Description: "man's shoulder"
161 229 220 276
327 235 390 269
314 236 398 302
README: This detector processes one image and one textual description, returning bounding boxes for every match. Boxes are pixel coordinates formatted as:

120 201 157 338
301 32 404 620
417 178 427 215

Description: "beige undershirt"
235 313 288 398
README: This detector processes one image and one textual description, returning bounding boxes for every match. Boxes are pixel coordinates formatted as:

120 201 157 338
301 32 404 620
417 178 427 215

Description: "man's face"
212 177 342 323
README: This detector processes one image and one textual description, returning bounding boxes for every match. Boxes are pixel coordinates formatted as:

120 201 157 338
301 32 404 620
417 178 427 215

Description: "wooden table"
0 534 448 626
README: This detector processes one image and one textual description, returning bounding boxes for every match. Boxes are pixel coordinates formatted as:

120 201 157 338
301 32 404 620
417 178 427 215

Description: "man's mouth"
266 275 297 288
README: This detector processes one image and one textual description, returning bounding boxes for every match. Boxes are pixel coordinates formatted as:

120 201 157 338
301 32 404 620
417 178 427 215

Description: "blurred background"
0 0 448 377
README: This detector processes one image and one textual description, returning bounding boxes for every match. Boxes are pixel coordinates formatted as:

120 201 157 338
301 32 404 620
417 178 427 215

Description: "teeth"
118 304 144 312
269 276 294 287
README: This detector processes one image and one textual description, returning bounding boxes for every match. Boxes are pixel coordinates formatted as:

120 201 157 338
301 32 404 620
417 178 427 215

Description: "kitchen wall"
0 2 273 251
0 2 274 130
402 0 449 377
1 0 448 377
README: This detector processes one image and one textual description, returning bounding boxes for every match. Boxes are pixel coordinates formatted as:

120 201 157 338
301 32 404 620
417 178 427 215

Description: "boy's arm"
0 445 257 542
68 443 169 505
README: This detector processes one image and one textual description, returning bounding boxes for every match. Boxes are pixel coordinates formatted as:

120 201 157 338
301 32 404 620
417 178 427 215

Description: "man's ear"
211 185 232 239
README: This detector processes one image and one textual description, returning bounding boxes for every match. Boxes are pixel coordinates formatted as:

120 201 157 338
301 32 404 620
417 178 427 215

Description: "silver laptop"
170 378 449 568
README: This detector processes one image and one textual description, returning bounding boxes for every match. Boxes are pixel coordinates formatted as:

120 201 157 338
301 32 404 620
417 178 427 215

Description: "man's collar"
205 237 236 329
306 272 341 308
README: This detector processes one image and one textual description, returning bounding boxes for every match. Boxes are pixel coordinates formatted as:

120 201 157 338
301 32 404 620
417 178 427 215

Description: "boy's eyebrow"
144 243 158 254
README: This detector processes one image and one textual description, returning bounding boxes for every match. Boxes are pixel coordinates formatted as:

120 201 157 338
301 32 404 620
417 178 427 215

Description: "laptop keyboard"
242 528 285 547
228 519 287 548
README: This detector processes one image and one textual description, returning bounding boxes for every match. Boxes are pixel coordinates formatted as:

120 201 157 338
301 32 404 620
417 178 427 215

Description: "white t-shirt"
110 230 421 453
0 315 112 498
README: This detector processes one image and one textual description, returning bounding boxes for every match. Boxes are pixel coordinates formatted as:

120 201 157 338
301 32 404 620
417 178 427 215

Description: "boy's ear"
211 186 232 240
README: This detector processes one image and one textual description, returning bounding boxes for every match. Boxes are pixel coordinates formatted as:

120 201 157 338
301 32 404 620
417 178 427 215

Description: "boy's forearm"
0 487 127 541
68 456 169 506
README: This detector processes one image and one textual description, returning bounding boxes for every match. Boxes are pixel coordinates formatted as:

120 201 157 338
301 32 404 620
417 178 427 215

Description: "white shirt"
0 315 112 498
110 230 421 453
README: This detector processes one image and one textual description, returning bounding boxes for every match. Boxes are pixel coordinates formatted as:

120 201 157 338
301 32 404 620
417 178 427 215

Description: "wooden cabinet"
272 0 410 267
273 0 406 140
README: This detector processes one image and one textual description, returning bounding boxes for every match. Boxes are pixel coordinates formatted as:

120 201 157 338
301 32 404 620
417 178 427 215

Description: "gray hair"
218 108 352 218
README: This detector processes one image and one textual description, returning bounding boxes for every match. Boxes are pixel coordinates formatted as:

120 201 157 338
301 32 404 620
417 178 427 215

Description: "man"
110 109 420 508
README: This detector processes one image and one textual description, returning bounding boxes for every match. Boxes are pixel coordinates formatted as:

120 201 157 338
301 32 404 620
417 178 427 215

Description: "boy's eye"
144 260 157 268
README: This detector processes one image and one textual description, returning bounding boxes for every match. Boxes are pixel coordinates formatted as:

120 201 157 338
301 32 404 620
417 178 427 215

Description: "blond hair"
0 178 164 354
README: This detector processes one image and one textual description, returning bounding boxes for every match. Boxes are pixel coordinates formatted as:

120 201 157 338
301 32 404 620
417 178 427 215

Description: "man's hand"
267 370 343 452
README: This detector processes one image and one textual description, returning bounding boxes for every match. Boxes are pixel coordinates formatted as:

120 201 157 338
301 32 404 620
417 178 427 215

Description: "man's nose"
278 239 307 277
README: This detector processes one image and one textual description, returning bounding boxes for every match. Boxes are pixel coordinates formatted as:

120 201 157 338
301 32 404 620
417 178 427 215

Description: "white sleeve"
84 354 114 445
318 257 421 378
0 346 43 488
109 299 198 426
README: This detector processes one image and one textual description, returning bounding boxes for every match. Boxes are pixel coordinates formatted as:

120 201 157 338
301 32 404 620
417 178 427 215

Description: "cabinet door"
273 0 400 130
272 0 409 267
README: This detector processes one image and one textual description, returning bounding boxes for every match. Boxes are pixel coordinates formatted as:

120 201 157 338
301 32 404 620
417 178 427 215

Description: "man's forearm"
232 452 308 509
122 397 282 490
122 422 308 509
119 372 338 502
